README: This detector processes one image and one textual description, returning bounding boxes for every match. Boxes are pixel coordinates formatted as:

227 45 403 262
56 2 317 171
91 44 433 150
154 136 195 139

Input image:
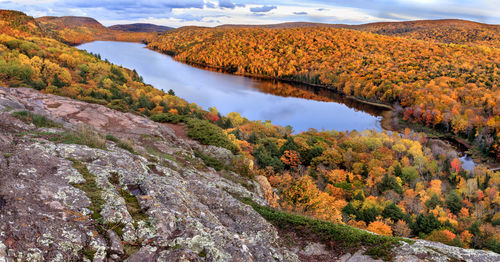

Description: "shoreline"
146 45 394 113
108 42 499 168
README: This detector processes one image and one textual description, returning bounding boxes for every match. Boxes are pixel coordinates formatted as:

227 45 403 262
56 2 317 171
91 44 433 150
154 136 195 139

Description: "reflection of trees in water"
252 80 387 117
185 62 388 118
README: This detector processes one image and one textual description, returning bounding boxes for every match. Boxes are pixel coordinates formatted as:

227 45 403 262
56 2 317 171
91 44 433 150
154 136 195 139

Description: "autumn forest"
1 8 499 255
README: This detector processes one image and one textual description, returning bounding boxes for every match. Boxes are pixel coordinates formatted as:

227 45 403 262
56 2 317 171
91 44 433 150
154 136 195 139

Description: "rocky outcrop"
0 87 296 261
255 175 280 208
0 86 499 262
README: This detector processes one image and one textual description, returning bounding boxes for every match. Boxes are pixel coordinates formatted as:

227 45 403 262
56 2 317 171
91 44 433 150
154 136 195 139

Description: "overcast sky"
3 0 499 27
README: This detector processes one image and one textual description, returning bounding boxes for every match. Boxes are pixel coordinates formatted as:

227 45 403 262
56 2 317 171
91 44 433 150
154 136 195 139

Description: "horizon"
3 1 500 27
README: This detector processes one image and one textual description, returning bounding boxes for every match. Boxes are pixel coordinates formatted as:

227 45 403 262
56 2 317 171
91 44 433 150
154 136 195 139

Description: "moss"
145 146 176 162
110 172 148 222
70 159 104 221
12 110 61 128
194 150 225 171
124 244 140 257
240 197 410 261
82 248 96 260
2 153 12 158
198 249 207 257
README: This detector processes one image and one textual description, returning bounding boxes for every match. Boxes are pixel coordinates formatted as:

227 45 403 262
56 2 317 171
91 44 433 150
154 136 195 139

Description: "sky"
2 0 499 27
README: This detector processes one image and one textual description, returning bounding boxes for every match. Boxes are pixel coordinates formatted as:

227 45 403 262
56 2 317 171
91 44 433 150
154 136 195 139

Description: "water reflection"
459 155 475 173
78 41 385 133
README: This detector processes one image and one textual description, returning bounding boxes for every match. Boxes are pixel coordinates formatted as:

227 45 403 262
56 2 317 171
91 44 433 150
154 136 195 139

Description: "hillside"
36 15 155 45
218 19 500 48
147 26 500 160
0 9 43 37
109 23 172 32
353 19 500 48
1 86 499 261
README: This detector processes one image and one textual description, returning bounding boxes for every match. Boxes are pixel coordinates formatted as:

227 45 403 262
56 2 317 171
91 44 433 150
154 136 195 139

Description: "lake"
77 41 387 133
77 41 477 171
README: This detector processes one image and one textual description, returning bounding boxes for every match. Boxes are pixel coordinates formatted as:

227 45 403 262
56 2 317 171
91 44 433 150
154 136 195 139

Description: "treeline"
147 27 500 160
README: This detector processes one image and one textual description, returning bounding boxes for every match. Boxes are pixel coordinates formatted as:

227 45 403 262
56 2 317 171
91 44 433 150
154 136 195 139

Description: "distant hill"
36 16 110 45
35 16 156 45
217 22 339 29
0 10 43 37
352 19 500 47
109 23 172 32
218 19 500 48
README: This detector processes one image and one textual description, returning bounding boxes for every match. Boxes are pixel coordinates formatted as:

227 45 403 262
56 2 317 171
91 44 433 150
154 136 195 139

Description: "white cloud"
3 0 499 27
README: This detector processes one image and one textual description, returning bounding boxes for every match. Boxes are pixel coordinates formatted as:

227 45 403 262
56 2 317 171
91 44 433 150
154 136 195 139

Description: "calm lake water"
77 41 385 133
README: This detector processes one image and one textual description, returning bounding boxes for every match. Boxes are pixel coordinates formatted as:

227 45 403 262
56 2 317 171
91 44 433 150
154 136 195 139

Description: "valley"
0 8 499 261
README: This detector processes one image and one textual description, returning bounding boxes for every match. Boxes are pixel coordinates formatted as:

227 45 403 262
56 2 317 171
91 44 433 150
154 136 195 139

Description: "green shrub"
150 113 183 124
186 118 237 153
194 150 225 171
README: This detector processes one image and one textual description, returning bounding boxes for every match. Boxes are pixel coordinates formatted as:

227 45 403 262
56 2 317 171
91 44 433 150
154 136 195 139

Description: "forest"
0 9 499 253
147 26 500 161
351 19 500 48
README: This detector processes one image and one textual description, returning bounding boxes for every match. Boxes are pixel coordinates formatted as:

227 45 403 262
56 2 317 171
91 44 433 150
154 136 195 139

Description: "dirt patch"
164 123 188 140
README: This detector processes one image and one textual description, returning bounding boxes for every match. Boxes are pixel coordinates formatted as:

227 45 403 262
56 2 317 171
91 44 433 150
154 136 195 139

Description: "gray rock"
200 145 234 165
125 246 157 262
0 98 25 111
340 250 383 262
0 86 295 261
392 239 500 262
107 230 124 255
299 242 330 257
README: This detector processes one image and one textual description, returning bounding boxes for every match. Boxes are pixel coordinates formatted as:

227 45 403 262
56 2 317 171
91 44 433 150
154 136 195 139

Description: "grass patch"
240 197 409 261
107 222 126 238
12 111 61 128
105 134 136 154
48 127 106 149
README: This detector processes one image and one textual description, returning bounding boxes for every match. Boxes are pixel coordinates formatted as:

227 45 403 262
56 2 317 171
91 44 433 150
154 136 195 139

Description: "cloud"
61 0 204 10
205 1 216 8
218 0 235 9
4 0 500 27
250 5 277 13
